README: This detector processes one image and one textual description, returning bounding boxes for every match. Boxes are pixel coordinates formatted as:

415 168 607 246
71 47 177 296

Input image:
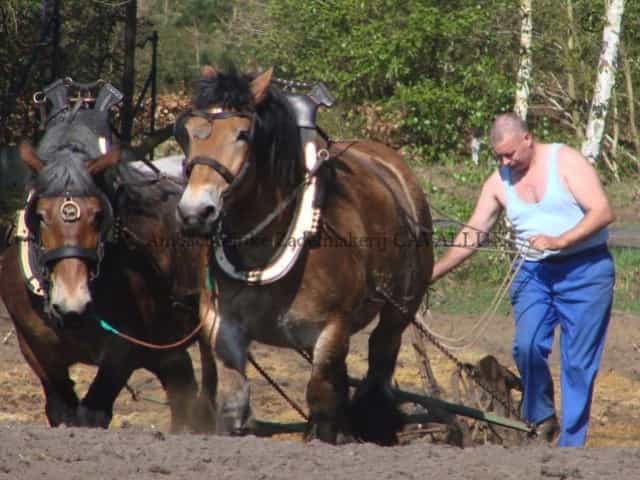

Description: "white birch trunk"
514 0 532 121
581 0 625 164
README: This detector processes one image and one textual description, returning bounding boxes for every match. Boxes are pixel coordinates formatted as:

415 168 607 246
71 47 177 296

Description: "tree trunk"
566 0 584 139
120 0 138 144
514 0 532 121
581 0 625 164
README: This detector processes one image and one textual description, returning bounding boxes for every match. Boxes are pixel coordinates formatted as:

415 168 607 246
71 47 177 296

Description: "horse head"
176 65 303 237
19 130 120 329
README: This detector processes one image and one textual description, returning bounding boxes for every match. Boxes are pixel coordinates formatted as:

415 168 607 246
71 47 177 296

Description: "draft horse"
0 85 206 431
176 66 433 444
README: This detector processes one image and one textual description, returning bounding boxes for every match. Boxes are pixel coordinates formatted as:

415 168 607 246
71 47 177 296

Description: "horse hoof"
304 420 339 444
349 382 404 446
76 405 111 428
216 412 253 436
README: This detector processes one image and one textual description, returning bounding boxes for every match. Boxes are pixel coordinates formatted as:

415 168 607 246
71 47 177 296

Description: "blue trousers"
510 246 614 447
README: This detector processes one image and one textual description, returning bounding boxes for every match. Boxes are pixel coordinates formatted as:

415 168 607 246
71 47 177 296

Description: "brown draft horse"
176 66 433 444
0 102 207 431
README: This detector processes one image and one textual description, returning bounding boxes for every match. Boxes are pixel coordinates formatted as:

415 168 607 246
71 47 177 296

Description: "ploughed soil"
1 296 640 479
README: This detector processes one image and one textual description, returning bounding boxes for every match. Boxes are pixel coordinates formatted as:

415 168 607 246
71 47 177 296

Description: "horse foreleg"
350 304 409 445
15 330 79 427
192 299 218 433
78 350 135 428
306 318 350 444
146 349 199 433
212 317 251 436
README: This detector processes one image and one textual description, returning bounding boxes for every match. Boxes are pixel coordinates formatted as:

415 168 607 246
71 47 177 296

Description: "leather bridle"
25 190 113 283
175 109 256 199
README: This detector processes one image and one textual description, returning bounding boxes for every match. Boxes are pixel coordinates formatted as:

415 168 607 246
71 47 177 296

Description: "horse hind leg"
305 318 351 444
349 304 410 445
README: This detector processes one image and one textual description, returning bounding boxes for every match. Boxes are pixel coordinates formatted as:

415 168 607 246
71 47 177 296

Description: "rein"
98 316 203 350
97 265 216 351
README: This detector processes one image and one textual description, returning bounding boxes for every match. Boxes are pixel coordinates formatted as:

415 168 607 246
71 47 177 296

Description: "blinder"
173 110 191 155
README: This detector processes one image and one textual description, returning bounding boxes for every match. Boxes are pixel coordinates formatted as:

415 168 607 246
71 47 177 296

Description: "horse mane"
30 115 104 197
193 67 304 189
33 155 98 197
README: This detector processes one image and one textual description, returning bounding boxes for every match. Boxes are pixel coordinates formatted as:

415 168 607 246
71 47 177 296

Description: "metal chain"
272 77 315 91
373 284 523 420
410 317 522 420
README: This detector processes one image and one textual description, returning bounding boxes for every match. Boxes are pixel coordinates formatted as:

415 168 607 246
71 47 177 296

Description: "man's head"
489 113 534 171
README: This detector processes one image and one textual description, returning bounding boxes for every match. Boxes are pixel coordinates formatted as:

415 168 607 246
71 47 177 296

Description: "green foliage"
3 0 640 174
610 247 640 314
144 0 235 87
254 0 518 162
0 0 130 143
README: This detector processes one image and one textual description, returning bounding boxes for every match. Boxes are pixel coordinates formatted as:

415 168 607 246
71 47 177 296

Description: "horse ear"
250 67 274 105
87 146 121 175
201 65 217 79
18 142 45 172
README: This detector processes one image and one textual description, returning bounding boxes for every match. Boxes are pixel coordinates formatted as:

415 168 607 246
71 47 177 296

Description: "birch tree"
581 0 625 164
514 0 532 120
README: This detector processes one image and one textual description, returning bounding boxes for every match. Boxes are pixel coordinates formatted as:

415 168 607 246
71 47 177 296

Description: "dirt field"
1 296 639 479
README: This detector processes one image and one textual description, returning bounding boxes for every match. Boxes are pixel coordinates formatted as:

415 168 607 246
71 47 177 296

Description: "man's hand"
528 234 567 252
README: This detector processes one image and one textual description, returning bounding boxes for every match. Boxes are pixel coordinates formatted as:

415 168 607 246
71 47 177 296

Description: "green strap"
205 265 214 292
98 317 120 335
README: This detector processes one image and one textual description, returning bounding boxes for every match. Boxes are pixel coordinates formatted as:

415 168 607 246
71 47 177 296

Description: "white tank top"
499 143 608 261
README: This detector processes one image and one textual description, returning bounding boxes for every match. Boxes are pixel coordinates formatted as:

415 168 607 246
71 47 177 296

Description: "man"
431 113 615 447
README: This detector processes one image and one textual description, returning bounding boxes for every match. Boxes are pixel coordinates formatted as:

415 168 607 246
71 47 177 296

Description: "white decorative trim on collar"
214 141 322 285
16 191 45 297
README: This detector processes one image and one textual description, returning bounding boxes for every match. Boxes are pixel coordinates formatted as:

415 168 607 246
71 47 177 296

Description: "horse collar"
213 140 324 285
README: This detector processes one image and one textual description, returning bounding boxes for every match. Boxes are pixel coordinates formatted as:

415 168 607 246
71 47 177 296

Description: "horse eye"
35 211 46 225
93 211 104 227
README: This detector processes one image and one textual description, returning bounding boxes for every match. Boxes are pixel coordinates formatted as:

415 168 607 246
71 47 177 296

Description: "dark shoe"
532 414 560 445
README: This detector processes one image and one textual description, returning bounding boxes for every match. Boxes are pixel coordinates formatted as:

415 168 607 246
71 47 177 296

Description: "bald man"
432 113 615 447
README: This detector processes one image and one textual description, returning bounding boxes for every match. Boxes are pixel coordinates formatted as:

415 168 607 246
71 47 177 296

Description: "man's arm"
528 146 615 251
431 172 504 283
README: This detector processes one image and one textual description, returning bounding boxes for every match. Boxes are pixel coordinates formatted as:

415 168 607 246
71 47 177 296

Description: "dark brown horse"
0 100 207 431
176 66 433 444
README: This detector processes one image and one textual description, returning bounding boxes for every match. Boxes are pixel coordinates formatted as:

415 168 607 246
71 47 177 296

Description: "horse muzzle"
176 199 220 237
47 272 94 329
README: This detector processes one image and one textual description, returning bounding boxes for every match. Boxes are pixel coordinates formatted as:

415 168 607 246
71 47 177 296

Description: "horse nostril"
176 205 186 222
50 303 62 317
